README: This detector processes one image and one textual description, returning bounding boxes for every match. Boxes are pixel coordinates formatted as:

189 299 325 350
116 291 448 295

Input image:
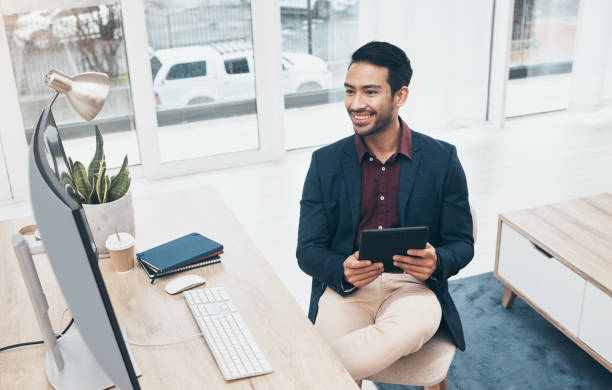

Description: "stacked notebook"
137 232 223 283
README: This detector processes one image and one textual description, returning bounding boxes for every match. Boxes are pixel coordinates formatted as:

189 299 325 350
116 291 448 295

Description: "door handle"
532 243 553 258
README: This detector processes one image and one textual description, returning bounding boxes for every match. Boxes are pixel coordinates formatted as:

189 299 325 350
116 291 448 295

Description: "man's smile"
350 111 375 126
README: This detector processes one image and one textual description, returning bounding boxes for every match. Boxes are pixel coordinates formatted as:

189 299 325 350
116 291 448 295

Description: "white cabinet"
494 194 612 373
498 223 586 335
579 282 612 363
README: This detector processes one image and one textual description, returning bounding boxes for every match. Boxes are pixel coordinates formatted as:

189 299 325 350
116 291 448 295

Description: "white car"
150 41 332 109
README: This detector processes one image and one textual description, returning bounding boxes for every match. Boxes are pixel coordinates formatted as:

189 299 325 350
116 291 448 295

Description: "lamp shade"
45 69 109 122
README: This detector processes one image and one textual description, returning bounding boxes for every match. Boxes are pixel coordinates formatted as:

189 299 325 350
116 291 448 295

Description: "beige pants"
314 273 442 380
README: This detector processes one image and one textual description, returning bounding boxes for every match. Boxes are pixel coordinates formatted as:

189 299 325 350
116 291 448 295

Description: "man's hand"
393 242 438 281
343 251 384 288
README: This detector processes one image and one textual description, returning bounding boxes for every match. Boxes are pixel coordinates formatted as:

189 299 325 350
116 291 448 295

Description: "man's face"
344 61 396 137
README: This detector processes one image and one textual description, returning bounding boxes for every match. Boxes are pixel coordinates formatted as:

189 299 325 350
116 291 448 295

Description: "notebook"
137 232 224 273
138 255 221 282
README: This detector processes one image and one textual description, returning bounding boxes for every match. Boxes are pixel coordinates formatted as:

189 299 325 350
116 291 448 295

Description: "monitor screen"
35 109 98 258
42 119 77 202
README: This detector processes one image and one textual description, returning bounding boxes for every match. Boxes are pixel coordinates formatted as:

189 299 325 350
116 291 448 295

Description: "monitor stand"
45 326 140 390
12 234 141 390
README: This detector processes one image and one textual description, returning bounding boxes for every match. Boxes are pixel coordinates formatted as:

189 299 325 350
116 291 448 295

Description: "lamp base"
44 326 140 390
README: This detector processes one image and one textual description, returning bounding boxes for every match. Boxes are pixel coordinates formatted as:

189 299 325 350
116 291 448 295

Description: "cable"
127 332 203 347
0 317 74 353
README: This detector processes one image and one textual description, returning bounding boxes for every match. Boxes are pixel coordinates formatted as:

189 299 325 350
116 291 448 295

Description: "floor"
2 106 611 389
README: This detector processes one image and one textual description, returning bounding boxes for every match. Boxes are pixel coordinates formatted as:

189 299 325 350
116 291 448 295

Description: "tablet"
358 226 429 273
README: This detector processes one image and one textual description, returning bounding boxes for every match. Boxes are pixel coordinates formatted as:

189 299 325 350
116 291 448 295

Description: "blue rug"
375 272 611 390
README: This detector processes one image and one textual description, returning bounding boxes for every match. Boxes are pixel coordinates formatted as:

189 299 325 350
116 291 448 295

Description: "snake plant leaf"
109 170 130 202
109 155 129 191
87 181 95 203
72 161 91 202
88 125 105 183
68 157 74 176
102 175 110 203
119 155 128 175
90 173 99 204
95 173 104 205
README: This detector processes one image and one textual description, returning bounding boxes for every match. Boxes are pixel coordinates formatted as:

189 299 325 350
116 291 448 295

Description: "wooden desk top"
0 188 357 389
499 192 612 296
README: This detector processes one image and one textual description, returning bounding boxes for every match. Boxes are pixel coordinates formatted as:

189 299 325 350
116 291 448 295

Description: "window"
280 1 361 149
166 61 207 80
1 0 140 169
150 55 162 82
224 58 249 74
144 0 260 163
506 0 581 116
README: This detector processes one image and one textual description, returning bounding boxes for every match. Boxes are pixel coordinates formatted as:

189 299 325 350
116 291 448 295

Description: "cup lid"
105 232 135 251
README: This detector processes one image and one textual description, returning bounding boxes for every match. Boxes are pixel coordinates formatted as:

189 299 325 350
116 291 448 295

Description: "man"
296 41 474 381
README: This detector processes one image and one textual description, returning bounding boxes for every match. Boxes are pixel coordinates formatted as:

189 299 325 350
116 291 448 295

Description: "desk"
0 188 358 389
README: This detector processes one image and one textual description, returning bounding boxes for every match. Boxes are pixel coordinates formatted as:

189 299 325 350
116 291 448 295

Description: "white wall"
570 0 612 110
371 0 494 130
604 13 612 105
0 135 12 201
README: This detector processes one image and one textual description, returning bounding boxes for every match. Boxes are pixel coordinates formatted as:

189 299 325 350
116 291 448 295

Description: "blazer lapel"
398 137 422 225
341 139 361 235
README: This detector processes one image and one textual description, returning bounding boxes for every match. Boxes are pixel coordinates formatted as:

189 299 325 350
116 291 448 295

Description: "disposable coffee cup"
105 232 135 273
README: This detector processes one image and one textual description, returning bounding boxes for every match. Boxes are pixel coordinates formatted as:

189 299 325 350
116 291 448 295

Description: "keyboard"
184 287 274 380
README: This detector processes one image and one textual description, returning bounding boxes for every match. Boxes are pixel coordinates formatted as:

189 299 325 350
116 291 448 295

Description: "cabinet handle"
532 243 553 258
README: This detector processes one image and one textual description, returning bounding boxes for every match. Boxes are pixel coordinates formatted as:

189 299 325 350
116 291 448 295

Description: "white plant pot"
82 191 135 259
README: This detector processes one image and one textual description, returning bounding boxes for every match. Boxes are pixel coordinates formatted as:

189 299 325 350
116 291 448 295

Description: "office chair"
366 206 477 390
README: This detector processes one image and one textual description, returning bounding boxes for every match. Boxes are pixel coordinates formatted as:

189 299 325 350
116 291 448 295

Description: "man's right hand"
343 251 384 288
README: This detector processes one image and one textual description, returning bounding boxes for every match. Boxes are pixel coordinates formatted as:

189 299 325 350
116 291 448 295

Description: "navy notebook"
136 232 223 273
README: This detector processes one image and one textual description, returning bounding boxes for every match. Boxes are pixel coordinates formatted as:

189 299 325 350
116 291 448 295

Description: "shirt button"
380 195 385 201
369 157 374 162
378 225 383 230
381 166 386 171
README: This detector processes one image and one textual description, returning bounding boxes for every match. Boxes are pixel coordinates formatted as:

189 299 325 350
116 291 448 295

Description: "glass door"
280 0 363 150
143 0 261 163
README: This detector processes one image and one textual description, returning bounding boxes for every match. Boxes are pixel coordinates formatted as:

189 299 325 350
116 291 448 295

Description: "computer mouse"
164 275 206 295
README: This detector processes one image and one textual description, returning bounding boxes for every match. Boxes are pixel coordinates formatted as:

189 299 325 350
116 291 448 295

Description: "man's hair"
349 41 413 95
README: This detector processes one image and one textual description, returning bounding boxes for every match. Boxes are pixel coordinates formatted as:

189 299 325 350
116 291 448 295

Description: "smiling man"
296 41 474 381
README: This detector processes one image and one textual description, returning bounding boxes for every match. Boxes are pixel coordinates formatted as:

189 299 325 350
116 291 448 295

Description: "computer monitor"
28 107 140 389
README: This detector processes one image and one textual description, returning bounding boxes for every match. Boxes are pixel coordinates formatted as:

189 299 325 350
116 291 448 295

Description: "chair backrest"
470 204 477 245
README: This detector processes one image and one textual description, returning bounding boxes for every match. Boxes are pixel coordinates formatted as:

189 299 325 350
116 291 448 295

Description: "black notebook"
138 255 221 282
137 232 223 273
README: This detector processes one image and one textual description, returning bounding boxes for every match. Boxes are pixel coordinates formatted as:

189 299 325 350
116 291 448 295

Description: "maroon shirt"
354 118 412 249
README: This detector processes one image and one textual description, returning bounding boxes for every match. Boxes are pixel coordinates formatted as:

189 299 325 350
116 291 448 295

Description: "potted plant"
67 125 134 258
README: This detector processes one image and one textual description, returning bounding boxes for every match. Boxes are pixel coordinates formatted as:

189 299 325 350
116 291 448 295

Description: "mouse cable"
0 318 74 353
127 332 203 347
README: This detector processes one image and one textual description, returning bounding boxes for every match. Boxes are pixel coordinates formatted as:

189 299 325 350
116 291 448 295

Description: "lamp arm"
47 91 60 111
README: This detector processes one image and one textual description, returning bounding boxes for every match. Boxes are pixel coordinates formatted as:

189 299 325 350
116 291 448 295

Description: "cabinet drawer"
578 282 612 363
497 222 585 335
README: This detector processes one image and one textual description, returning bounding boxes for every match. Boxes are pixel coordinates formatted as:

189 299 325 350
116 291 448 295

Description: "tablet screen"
358 226 429 273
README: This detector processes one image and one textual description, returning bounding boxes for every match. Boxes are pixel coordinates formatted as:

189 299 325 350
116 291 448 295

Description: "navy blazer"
296 129 474 351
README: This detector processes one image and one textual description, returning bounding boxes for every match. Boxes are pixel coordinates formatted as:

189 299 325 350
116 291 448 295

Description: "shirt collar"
354 116 413 164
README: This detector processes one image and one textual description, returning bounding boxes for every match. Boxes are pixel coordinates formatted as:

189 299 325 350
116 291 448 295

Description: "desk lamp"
11 70 141 389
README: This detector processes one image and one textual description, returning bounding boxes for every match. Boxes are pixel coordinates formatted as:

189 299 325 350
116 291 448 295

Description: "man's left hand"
393 242 437 281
